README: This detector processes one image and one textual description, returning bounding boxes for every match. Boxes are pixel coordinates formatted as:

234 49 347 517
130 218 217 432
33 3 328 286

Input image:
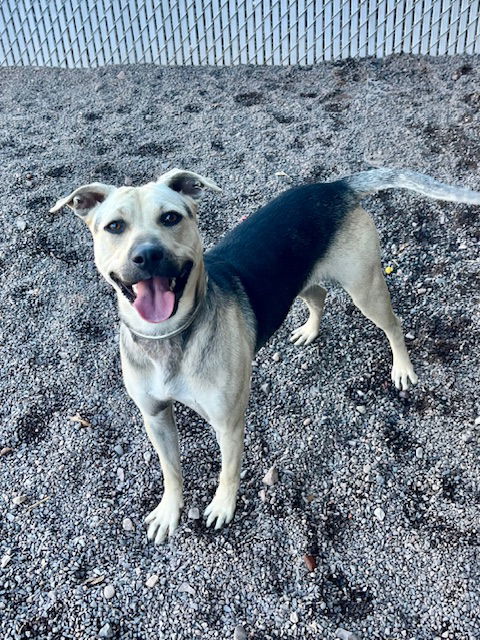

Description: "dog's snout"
132 243 164 271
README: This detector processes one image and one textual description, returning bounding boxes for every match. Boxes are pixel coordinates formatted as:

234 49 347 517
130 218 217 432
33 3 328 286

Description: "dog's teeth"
132 284 138 294
170 278 176 290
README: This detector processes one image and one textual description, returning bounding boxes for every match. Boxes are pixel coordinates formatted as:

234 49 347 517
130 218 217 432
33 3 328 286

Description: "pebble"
178 582 195 595
461 430 474 443
303 554 317 572
415 446 424 459
123 176 133 186
374 507 385 522
260 382 271 394
303 417 312 426
474 416 480 426
233 625 247 640
143 451 152 464
272 352 281 362
356 405 366 415
188 507 200 520
117 467 125 482
258 489 266 502
16 218 27 231
405 332 415 340
116 70 126 80
335 628 359 640
1 555 11 568
114 444 124 456
99 623 114 638
0 447 13 457
262 466 279 486
12 495 28 505
146 574 159 588
122 517 134 531
103 584 115 600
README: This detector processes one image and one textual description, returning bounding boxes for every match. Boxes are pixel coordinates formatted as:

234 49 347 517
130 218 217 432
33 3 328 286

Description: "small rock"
303 554 316 572
0 447 13 457
290 612 299 624
178 582 195 595
374 507 385 522
262 466 278 486
143 451 152 464
399 390 409 399
114 444 124 456
260 383 270 394
122 518 134 532
145 114 153 122
474 416 480 426
303 417 312 426
258 489 266 502
12 495 28 505
356 405 366 415
99 623 114 638
103 584 115 600
16 218 27 231
116 70 126 80
461 430 474 443
117 467 125 482
233 625 247 640
272 352 281 362
188 507 200 520
146 574 159 588
335 628 359 640
1 555 11 568
415 446 424 459
123 176 133 186
405 332 415 340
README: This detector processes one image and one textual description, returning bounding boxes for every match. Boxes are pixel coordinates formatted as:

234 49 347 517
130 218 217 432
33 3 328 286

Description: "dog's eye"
105 220 126 234
159 211 182 227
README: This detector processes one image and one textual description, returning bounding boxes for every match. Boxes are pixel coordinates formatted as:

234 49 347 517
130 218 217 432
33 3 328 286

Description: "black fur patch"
205 181 354 350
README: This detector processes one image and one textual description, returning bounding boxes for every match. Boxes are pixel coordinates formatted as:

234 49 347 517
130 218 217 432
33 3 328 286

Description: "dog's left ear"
157 168 221 200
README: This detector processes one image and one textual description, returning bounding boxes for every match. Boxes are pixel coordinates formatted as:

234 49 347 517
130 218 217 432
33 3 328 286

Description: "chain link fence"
1 0 479 67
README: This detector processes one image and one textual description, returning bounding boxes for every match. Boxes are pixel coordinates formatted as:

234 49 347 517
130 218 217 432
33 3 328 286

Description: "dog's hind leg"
344 263 417 390
290 284 327 346
322 207 417 390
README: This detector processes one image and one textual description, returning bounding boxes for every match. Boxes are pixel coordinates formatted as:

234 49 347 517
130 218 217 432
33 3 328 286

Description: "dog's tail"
341 168 480 204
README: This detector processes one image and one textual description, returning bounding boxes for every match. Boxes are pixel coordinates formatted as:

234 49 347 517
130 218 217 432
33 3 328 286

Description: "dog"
51 167 480 544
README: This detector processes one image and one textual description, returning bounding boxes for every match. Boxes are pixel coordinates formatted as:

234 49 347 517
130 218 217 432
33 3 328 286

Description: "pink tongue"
132 277 175 323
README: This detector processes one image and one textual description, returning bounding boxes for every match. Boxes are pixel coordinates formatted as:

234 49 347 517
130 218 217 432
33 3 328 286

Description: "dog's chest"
149 361 220 424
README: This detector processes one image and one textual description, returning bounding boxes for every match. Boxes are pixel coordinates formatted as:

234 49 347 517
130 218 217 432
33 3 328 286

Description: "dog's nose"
131 243 164 271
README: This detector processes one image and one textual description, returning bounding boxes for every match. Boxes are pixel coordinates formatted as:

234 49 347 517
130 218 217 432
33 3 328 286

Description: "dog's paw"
145 495 183 544
391 362 418 391
204 487 237 530
289 321 320 346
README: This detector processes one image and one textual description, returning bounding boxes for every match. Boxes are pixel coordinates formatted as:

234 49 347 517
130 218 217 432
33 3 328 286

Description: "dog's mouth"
110 261 193 324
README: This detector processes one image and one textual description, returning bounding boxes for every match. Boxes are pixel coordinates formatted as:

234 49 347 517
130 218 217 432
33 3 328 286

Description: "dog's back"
205 181 355 349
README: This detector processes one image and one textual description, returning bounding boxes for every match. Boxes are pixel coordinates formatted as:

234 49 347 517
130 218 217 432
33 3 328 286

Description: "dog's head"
51 169 221 326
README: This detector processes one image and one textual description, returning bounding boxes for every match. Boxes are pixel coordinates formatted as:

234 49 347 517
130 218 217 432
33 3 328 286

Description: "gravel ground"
0 56 479 640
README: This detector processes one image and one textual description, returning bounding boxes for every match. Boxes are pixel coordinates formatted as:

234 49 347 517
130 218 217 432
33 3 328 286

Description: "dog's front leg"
204 415 245 530
143 404 184 544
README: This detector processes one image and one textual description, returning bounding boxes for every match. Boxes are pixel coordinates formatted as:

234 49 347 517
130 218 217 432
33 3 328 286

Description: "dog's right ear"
49 183 116 218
